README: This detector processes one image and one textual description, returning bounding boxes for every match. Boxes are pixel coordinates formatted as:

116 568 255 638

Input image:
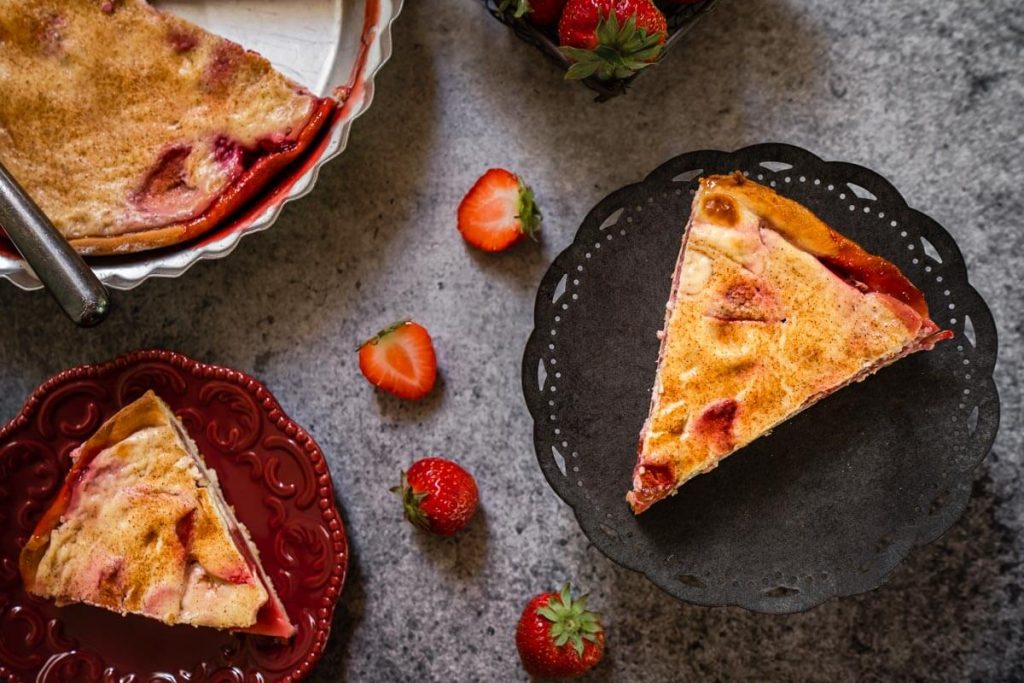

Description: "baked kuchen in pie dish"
0 0 337 255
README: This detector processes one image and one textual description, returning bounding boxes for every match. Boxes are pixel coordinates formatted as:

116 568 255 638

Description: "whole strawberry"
516 584 605 678
499 0 568 26
558 0 667 81
392 457 479 536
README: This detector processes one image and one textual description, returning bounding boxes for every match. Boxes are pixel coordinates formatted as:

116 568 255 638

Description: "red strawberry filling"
815 235 951 345
167 27 198 53
628 462 676 514
132 145 208 224
227 521 295 638
819 248 928 318
129 130 308 231
202 42 243 92
36 10 66 56
691 398 738 455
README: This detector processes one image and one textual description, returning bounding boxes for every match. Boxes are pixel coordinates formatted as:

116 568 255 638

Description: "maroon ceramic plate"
0 350 348 682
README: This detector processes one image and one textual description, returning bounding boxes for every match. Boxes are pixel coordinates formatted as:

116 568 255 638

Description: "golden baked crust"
0 0 331 255
19 391 295 636
628 174 950 514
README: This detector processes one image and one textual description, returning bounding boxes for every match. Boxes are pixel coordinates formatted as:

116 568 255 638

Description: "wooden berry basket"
482 0 721 101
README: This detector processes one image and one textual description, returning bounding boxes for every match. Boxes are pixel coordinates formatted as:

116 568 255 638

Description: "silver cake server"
0 161 110 326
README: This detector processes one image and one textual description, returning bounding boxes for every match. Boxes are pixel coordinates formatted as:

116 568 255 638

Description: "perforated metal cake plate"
522 144 999 613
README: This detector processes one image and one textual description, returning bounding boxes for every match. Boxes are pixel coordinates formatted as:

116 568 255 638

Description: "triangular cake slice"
628 173 951 514
19 391 294 637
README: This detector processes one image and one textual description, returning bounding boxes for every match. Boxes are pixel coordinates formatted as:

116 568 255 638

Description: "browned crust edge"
18 391 167 590
66 98 335 256
701 172 932 318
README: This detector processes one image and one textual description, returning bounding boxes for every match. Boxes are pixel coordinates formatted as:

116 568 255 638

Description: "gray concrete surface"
2 0 1023 680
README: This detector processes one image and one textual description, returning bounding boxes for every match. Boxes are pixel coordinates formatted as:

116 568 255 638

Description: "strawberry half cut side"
458 169 541 252
357 320 438 400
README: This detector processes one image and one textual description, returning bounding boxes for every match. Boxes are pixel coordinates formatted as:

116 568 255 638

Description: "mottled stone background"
1 0 1022 680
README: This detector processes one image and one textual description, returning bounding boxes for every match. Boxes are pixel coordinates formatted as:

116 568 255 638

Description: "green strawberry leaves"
536 583 604 657
562 12 665 81
516 178 542 241
498 0 533 19
391 471 431 531
358 319 411 351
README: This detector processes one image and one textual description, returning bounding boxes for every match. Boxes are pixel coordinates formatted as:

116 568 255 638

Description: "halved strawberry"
457 168 541 253
358 320 437 400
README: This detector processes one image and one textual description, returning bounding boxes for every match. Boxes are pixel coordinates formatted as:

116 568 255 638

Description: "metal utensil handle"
0 161 110 326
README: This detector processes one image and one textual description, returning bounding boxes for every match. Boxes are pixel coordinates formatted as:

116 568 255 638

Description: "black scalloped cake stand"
522 143 999 613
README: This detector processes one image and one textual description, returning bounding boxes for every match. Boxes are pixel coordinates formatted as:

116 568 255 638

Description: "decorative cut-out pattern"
846 182 877 201
672 169 704 183
599 208 624 231
523 144 999 613
551 446 567 477
0 350 348 682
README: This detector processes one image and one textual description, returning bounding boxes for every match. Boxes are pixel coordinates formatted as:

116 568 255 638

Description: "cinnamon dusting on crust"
0 0 322 252
18 392 276 631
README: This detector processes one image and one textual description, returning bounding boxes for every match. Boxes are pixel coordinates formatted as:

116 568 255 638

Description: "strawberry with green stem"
558 0 667 81
392 457 479 536
516 583 606 678
458 168 541 253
